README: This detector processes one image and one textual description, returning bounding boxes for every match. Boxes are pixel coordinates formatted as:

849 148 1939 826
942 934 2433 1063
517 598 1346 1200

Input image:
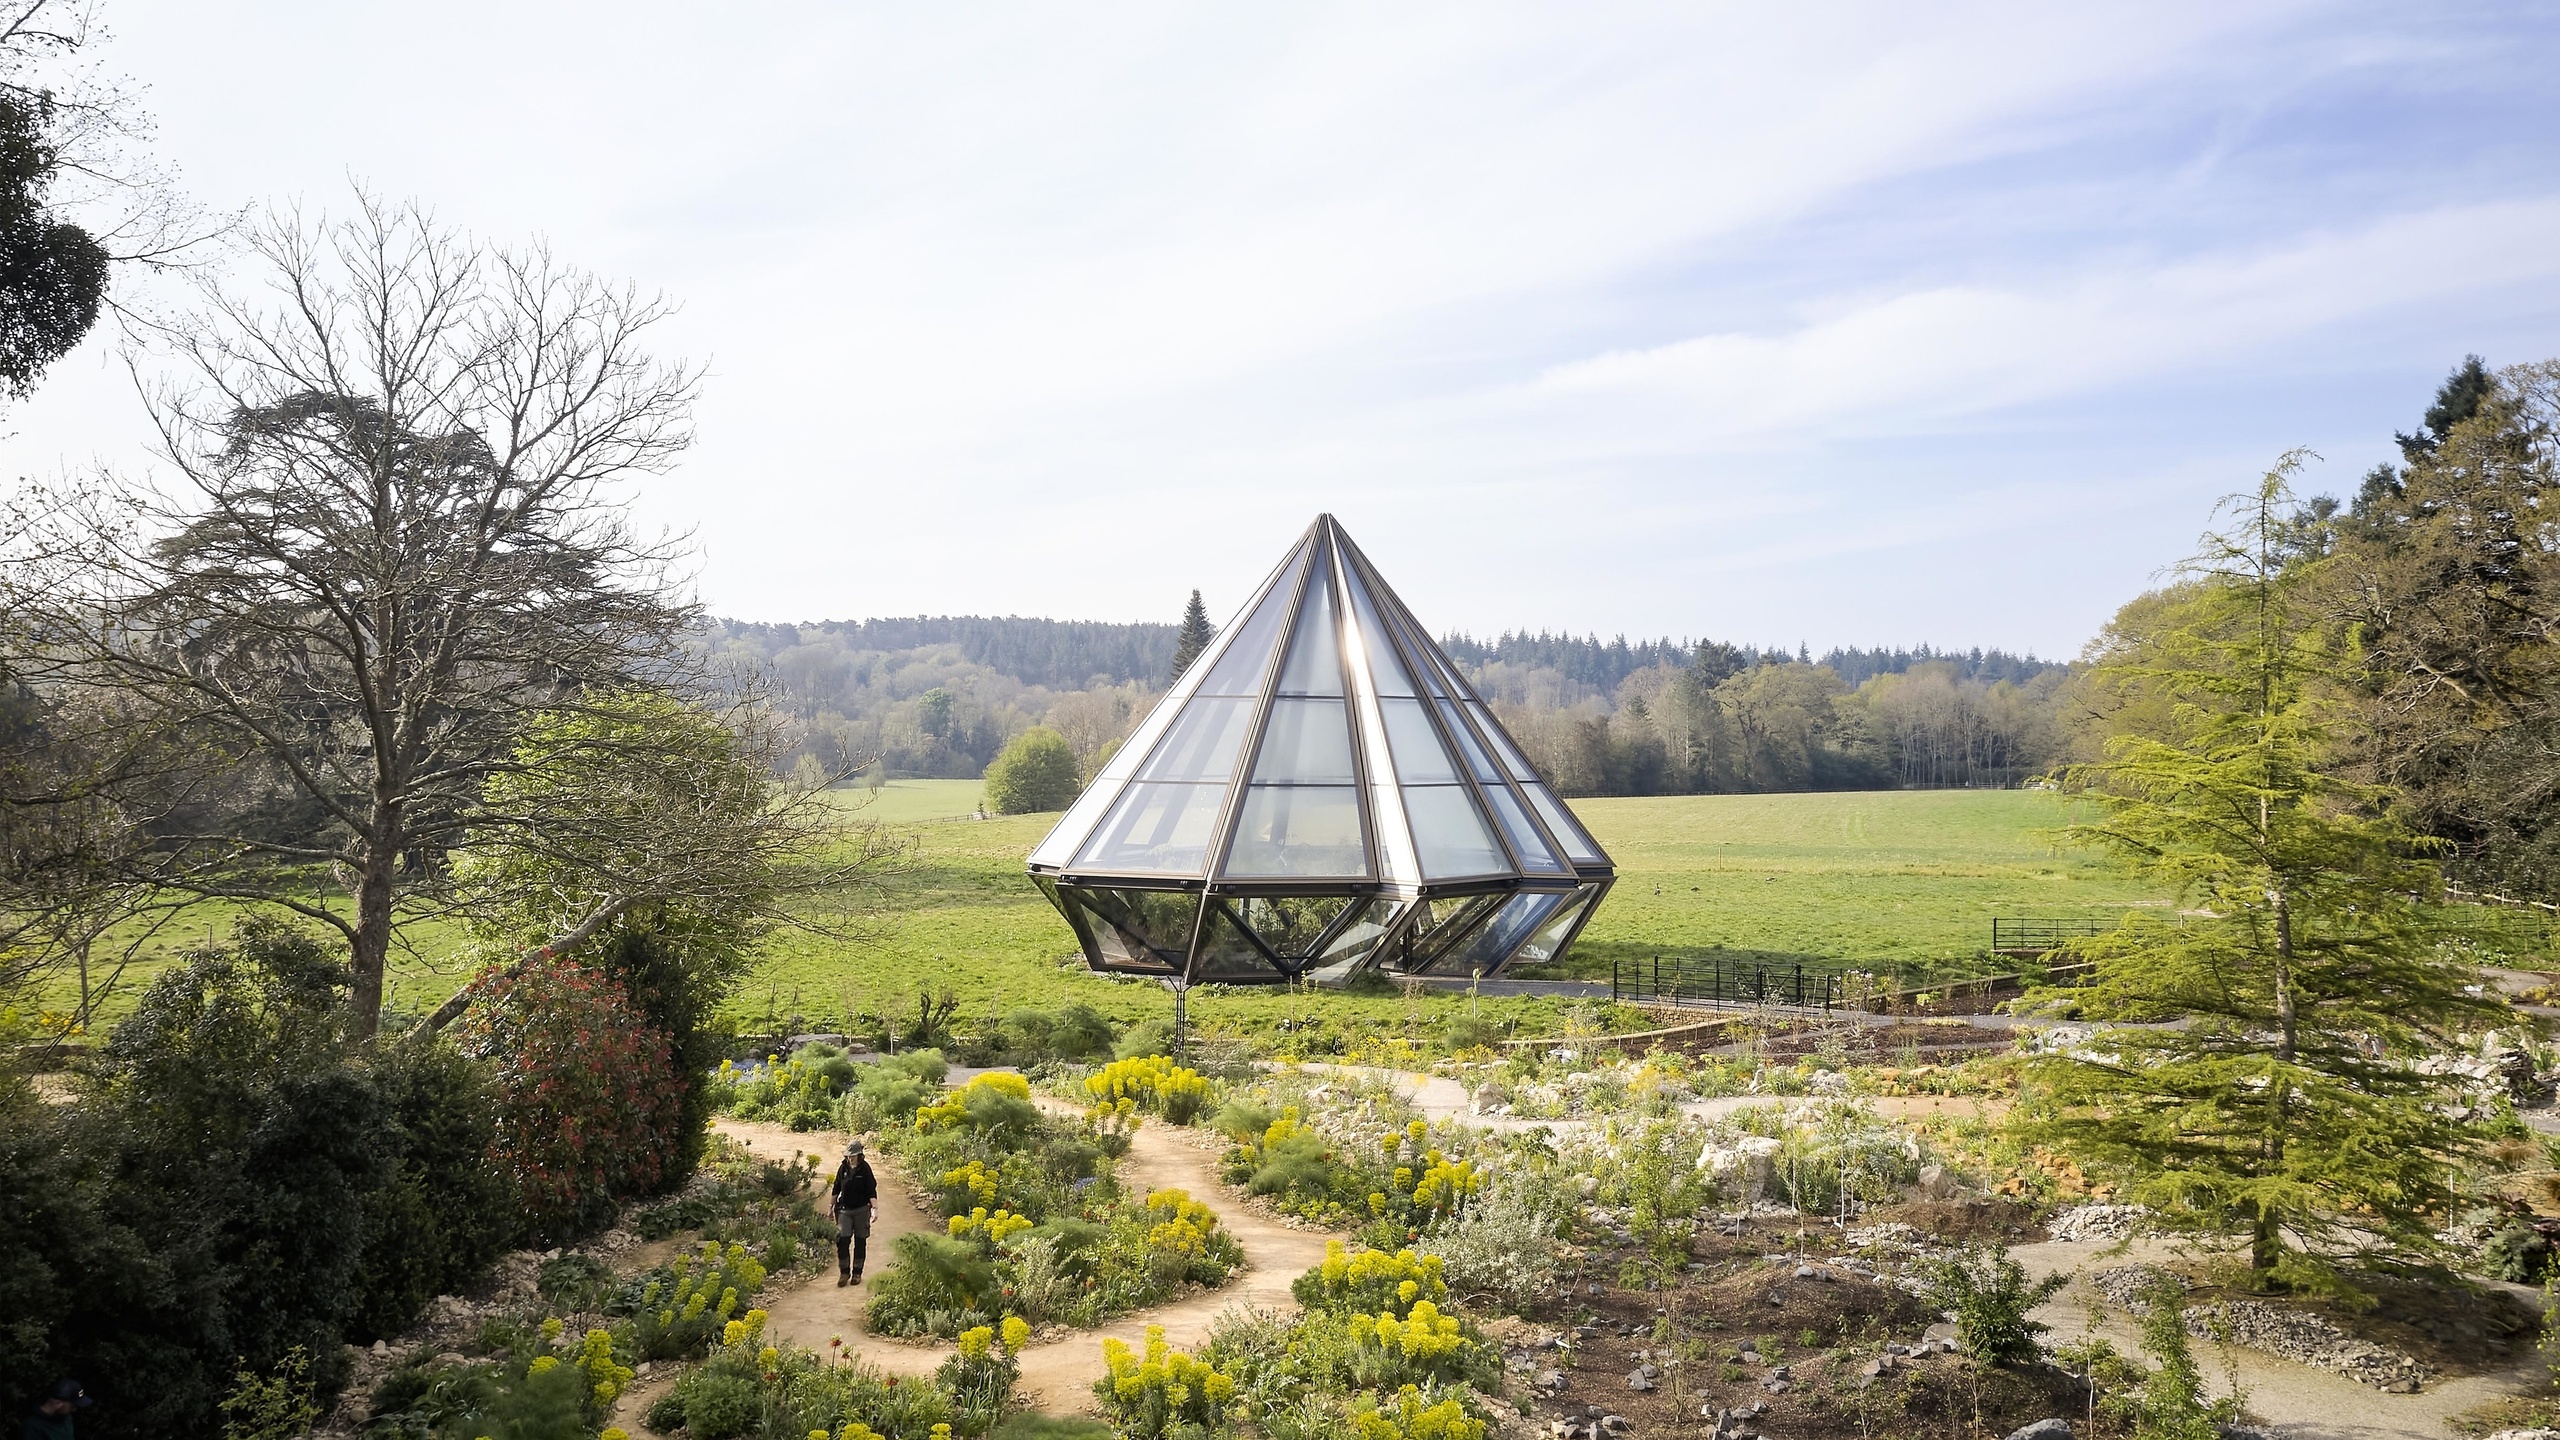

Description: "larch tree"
2019 453 2501 1296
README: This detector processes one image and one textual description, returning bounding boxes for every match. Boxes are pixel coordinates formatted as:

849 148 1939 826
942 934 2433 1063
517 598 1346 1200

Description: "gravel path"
2012 1236 2549 1440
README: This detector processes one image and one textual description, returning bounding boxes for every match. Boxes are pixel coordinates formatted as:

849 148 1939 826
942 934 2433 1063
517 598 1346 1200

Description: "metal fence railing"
1990 918 2110 954
1611 955 1844 1012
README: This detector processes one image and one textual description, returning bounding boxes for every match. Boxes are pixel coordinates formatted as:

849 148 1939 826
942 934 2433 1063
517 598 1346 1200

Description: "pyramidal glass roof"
1029 515 1612 894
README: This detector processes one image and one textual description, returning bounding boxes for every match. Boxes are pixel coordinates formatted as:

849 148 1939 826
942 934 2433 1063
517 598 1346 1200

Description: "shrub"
1086 1056 1213 1125
838 1049 947 1131
219 1346 321 1440
678 1370 764 1440
1349 1386 1484 1440
628 1242 771 1360
1293 1242 1448 1320
1354 1301 1473 1387
349 1039 512 1341
459 959 680 1240
985 727 1082 814
868 1233 1002 1337
535 1253 614 1311
1422 1177 1560 1312
37 923 386 1436
935 1321 1028 1437
1115 1019 1177 1061
2486 1218 2555 1283
1095 1325 1237 1440
1919 1247 2069 1366
916 1072 1042 1139
2116 1274 2243 1440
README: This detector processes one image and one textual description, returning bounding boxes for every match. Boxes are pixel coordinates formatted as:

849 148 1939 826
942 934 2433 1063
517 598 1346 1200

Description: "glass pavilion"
1027 515 1614 984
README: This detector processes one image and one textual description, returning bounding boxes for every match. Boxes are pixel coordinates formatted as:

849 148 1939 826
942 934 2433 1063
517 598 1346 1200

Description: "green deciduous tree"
2019 454 2500 1295
984 726 1081 814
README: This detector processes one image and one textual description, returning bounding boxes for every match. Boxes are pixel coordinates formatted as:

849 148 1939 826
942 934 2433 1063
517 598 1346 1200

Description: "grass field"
31 787 2167 1039
1551 789 2169 978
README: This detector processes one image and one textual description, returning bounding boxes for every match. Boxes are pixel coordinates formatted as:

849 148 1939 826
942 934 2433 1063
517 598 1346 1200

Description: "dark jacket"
832 1157 877 1214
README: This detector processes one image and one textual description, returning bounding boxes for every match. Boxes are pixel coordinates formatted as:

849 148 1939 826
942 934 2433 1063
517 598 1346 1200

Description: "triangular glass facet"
1274 562 1344 696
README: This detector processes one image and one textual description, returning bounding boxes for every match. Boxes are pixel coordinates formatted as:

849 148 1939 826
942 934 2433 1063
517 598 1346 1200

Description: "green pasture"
1549 788 2172 979
29 787 2171 1036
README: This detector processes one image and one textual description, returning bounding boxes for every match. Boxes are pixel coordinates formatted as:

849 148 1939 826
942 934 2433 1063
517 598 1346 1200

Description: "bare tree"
13 191 708 1038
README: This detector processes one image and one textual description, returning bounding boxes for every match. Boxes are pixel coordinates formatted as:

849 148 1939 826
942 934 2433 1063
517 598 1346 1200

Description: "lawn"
32 786 2166 1037
1552 788 2171 979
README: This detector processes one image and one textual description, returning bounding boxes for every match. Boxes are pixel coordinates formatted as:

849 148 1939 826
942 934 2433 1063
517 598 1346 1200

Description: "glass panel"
1368 784 1413 886
1314 897 1404 969
1523 782 1606 865
1137 696 1256 783
1030 776 1122 868
1444 892 1566 975
1435 700 1502 782
1195 555 1302 696
1342 563 1417 697
1404 786 1507 878
1074 782 1230 874
1389 893 1503 973
1483 784 1570 872
1230 895 1356 959
1380 697 1458 784
1274 565 1344 696
1466 701 1539 780
1224 785 1366 877
1251 698 1357 785
1061 885 1196 973
1193 905 1281 981
1513 886 1597 966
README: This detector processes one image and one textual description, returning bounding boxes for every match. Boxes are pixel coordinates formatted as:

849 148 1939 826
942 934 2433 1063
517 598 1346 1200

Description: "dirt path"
2012 1236 2548 1440
710 1111 1333 1414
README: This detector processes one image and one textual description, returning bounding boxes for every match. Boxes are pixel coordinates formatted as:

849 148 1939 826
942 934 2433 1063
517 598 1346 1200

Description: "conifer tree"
1170 589 1215 680
2020 453 2500 1296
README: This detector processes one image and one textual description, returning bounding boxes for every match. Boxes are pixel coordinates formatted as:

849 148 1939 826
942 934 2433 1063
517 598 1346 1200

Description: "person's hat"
844 1139 864 1155
51 1381 91 1409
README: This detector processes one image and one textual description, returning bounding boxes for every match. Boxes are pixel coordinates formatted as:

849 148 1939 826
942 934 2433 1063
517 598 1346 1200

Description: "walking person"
830 1139 878 1286
22 1381 90 1440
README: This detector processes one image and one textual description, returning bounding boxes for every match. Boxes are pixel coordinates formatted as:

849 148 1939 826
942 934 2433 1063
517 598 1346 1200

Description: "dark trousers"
835 1210 871 1277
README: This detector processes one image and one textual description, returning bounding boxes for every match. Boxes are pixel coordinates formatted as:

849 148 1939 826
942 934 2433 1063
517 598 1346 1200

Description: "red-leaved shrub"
457 959 679 1237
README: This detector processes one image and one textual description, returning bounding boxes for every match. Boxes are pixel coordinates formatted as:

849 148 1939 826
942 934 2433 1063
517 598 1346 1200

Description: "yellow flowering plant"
1349 1385 1486 1440
1292 1241 1449 1320
1084 1056 1213 1124
635 1242 771 1361
1093 1325 1237 1440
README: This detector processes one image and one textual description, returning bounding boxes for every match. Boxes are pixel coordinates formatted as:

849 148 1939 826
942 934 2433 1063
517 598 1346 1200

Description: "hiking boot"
836 1273 850 1287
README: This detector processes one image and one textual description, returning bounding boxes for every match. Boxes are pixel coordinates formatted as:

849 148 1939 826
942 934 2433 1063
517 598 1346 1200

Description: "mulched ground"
1497 1214 2108 1440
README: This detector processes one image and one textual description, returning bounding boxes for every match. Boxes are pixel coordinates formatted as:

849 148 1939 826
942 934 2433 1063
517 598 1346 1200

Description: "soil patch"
1512 1238 2094 1440
1865 1197 2046 1247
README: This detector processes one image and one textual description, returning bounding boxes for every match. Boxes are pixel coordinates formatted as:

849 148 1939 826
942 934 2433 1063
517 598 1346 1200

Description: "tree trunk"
348 816 402 1042
2253 1206 2280 1282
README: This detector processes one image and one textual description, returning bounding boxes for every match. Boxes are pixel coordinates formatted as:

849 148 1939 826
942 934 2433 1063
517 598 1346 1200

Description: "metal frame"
1029 515 1616 984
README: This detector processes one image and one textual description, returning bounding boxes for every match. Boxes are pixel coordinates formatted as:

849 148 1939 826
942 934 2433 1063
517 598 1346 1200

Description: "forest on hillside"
711 613 2073 795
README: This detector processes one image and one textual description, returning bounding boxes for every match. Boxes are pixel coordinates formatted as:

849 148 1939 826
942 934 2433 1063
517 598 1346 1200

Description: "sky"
6 1 2559 659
